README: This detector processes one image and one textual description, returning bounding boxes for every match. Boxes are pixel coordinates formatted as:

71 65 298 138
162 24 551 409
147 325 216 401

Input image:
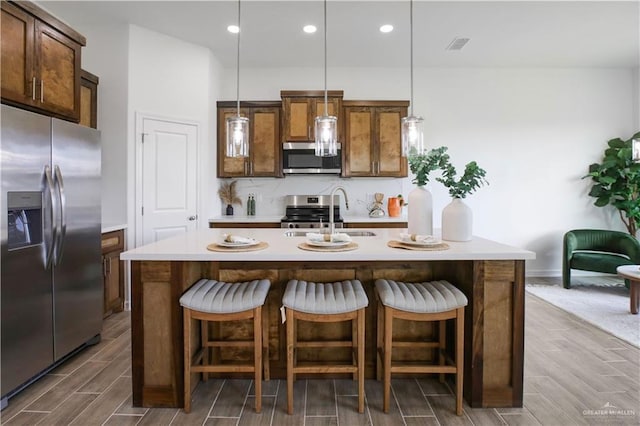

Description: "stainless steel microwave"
282 142 342 174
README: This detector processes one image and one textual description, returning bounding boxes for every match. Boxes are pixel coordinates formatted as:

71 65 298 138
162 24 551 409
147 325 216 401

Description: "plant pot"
225 204 234 216
408 186 433 235
442 198 472 241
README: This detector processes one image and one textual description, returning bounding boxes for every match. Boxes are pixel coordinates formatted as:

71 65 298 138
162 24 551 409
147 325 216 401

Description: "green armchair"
563 229 640 289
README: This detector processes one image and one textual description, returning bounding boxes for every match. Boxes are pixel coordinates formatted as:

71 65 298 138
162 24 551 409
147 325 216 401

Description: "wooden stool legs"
183 306 268 414
285 308 366 415
376 295 465 416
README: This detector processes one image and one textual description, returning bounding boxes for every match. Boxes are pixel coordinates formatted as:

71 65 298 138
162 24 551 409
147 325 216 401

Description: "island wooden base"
130 259 524 409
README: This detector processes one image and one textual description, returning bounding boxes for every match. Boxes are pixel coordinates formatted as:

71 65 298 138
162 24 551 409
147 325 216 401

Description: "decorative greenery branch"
408 146 450 187
436 160 488 199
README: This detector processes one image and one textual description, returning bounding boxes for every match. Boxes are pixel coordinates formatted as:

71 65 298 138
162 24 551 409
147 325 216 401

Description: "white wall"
220 66 636 276
53 22 130 226
127 25 219 244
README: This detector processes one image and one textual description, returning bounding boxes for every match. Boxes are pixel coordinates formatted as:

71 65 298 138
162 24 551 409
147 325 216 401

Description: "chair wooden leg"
439 320 446 383
262 304 270 381
376 296 383 381
200 320 208 382
183 308 192 413
352 316 357 381
254 307 262 413
456 307 465 416
357 308 365 414
383 306 393 413
286 308 295 415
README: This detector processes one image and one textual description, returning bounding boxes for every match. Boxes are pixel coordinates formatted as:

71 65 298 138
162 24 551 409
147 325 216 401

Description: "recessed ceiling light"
379 24 393 33
227 25 240 34
446 37 470 50
303 25 317 34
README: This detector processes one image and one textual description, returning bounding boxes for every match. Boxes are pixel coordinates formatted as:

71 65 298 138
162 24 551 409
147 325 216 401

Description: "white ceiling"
42 0 640 68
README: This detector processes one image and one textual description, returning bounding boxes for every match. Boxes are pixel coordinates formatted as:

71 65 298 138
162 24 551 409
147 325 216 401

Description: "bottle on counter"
247 193 255 216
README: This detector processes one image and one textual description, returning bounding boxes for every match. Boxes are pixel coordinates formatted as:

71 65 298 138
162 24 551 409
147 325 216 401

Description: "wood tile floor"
1 292 638 425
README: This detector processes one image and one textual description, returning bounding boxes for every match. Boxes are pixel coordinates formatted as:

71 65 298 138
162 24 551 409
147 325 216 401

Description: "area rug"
525 276 639 348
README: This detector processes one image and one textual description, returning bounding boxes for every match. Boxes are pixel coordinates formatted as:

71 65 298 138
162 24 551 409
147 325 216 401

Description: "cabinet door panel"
252 109 280 176
35 21 80 120
286 98 311 141
345 109 374 176
377 109 406 176
218 108 248 177
1 3 34 105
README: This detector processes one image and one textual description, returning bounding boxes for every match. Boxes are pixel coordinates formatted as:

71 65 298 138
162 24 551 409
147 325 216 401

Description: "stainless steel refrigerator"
1 105 103 406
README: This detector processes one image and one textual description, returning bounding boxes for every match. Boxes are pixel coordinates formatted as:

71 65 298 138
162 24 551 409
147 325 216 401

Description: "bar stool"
282 279 369 414
180 278 270 413
374 279 467 415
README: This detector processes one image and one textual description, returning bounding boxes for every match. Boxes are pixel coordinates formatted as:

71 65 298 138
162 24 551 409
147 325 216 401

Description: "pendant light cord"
236 0 241 118
410 0 414 117
323 0 328 116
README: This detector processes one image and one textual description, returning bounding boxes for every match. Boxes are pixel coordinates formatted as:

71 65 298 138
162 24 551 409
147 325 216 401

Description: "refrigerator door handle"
53 165 67 266
43 165 57 270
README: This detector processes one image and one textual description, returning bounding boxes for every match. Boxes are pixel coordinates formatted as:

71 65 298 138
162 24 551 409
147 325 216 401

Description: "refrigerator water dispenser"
7 192 42 250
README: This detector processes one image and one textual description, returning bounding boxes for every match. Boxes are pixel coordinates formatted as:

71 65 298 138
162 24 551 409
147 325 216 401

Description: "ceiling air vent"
446 37 470 51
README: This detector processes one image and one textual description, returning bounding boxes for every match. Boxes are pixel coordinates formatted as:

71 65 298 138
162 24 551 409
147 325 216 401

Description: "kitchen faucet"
329 186 349 235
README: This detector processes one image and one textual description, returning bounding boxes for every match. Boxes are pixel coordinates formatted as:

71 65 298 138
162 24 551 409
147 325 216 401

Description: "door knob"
188 215 197 221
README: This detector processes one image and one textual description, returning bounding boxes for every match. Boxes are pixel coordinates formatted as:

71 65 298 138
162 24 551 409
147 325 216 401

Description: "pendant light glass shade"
315 115 338 156
401 0 425 156
226 0 248 158
314 0 338 157
401 115 424 156
226 116 249 157
633 139 640 162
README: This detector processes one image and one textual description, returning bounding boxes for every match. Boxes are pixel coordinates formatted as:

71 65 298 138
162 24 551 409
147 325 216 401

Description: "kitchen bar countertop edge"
208 215 409 223
121 228 535 262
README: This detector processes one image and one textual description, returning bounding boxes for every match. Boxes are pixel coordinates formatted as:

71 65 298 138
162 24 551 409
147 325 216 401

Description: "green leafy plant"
437 159 488 199
583 132 640 236
407 146 450 186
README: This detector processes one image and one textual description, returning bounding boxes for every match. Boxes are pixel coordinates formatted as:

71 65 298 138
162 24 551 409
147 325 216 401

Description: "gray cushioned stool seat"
180 278 270 313
375 279 467 313
283 280 369 314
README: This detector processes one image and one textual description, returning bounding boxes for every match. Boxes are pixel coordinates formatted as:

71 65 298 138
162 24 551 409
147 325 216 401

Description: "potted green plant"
583 132 640 236
406 147 450 235
218 180 242 215
434 150 488 242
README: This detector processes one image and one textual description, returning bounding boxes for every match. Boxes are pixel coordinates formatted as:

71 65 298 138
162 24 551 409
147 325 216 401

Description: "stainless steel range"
281 195 344 229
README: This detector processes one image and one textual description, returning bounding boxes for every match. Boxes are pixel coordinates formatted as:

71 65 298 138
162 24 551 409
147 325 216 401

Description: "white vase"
442 198 473 242
408 186 433 236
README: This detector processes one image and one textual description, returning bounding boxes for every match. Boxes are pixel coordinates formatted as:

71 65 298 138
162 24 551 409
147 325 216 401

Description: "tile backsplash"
219 176 412 218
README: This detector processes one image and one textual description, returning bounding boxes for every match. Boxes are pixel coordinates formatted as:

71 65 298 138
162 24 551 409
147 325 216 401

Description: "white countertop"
208 215 408 224
121 228 535 262
102 223 128 233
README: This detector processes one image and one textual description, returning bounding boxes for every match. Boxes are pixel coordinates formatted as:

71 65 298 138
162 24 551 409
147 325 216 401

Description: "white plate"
398 238 441 247
306 240 351 247
217 239 258 247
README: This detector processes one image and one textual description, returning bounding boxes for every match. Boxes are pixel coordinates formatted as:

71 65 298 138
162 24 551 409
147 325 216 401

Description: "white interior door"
141 117 198 245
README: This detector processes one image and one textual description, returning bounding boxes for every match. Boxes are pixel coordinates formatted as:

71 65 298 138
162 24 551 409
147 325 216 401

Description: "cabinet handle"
32 77 36 100
308 125 311 139
249 162 253 175
40 81 44 103
103 258 108 277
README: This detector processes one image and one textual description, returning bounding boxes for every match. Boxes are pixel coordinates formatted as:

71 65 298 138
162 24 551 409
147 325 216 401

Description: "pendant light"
633 138 640 162
401 0 425 157
314 0 338 157
226 0 249 158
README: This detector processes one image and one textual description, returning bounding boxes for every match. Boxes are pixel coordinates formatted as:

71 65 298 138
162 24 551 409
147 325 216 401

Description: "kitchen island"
121 228 535 409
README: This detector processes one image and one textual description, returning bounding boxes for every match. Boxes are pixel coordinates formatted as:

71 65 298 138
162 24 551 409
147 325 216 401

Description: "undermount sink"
284 230 377 237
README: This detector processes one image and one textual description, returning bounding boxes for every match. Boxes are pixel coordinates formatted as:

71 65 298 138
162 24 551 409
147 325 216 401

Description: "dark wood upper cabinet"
343 101 408 178
281 90 343 143
80 69 99 129
1 1 85 122
217 101 282 178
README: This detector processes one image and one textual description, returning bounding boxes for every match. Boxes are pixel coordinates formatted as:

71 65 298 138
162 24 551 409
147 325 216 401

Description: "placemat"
206 241 269 252
297 242 359 252
387 240 450 251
